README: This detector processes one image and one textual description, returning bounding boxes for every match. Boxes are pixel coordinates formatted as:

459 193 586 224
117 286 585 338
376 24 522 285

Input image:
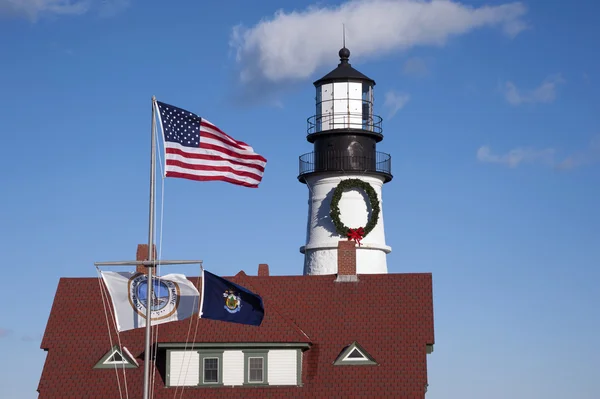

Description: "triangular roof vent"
333 341 377 366
94 346 139 369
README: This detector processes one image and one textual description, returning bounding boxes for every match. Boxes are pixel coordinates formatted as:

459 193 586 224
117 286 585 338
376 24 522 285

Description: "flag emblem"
128 274 180 321
223 290 242 314
201 270 264 326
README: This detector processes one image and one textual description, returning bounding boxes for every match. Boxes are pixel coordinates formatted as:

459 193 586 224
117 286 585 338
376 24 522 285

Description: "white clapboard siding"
222 350 244 386
268 350 297 385
168 351 199 386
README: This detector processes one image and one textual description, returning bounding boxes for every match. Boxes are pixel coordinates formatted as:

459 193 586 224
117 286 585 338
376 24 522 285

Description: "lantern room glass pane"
362 82 372 130
316 87 322 132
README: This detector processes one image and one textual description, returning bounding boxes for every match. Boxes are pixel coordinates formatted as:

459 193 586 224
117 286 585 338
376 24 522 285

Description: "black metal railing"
307 113 383 135
298 151 392 180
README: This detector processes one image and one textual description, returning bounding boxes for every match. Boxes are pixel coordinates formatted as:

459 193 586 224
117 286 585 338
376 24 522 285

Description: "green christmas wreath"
329 178 380 239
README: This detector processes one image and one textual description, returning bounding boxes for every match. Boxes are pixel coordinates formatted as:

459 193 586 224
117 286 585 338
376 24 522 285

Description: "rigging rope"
99 270 130 399
96 267 125 399
174 263 203 399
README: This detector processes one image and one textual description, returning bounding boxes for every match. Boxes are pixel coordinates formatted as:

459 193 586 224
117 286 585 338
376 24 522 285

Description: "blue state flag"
201 270 264 326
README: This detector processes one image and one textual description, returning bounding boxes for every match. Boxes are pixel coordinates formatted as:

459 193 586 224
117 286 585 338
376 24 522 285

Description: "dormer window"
94 346 138 369
333 342 377 366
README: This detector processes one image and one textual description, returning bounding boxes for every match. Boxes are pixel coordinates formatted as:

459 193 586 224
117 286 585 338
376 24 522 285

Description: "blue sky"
1 0 599 398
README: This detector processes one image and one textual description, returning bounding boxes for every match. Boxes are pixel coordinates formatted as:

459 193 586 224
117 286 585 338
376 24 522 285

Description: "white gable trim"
342 347 370 361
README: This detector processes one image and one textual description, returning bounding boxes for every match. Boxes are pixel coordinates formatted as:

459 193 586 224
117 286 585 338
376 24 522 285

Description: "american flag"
155 101 266 188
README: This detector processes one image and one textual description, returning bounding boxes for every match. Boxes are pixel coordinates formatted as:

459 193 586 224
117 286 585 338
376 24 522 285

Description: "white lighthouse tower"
299 47 393 275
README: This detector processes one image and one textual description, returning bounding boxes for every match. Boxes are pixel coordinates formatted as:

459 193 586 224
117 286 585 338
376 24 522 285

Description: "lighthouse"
299 47 393 275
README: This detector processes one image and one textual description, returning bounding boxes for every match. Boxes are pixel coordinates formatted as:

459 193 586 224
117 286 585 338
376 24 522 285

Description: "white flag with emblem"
101 271 200 332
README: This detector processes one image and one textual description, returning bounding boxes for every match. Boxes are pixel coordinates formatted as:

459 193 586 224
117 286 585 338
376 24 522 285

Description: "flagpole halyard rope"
172 298 197 398
154 98 168 179
173 264 202 398
175 263 203 399
149 107 160 399
150 105 170 399
101 273 130 399
96 268 124 399
178 303 202 399
98 268 131 399
141 97 159 399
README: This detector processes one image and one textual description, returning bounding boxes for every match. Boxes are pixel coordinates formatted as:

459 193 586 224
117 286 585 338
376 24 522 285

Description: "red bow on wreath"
347 227 365 246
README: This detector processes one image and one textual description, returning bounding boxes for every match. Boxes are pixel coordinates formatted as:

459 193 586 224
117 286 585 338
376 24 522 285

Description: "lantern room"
308 47 380 136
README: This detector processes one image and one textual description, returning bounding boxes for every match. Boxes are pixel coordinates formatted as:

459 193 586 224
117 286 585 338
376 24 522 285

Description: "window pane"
248 357 263 382
204 358 218 383
250 368 263 382
347 349 364 359
316 88 323 132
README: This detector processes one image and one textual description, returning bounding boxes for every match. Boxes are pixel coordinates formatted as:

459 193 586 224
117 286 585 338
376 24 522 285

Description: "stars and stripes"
155 100 267 188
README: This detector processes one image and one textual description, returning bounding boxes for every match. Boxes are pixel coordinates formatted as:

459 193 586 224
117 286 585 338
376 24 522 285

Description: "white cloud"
556 136 600 170
477 136 600 170
476 145 555 168
402 57 429 77
231 0 528 84
0 0 129 20
0 0 89 19
503 74 565 106
383 90 410 118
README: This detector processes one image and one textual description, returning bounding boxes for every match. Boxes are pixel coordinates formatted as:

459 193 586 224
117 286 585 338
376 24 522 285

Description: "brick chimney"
258 263 269 276
336 240 358 282
136 244 156 275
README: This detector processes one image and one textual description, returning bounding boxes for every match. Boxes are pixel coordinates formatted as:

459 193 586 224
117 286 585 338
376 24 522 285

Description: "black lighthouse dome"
312 47 375 87
298 47 392 184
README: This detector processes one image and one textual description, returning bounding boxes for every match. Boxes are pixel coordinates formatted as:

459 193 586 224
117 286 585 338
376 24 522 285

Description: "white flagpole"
143 96 157 399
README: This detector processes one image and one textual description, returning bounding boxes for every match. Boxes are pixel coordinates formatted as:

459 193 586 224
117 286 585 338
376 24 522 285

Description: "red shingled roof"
39 270 434 398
